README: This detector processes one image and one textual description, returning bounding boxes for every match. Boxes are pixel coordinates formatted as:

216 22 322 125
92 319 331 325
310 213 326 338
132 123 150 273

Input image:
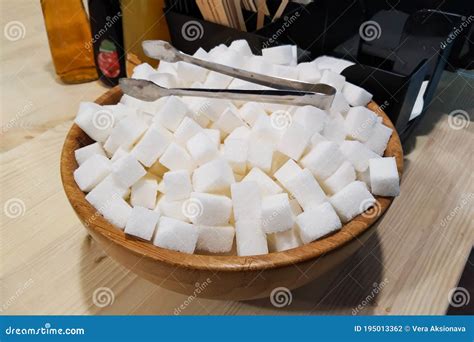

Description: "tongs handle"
119 79 334 108
141 40 335 95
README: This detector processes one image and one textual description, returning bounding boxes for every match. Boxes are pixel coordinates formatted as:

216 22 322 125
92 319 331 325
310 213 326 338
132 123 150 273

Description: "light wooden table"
1 1 473 315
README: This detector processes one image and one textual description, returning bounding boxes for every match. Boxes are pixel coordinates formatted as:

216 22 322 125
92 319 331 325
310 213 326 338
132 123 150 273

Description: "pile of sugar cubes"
73 40 400 256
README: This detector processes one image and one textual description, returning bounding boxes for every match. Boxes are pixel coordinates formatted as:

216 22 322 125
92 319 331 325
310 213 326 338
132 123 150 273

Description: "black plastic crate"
165 4 469 140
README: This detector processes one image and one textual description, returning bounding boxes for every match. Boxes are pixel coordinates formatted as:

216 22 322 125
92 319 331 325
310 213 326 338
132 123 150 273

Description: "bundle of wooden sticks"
194 0 310 31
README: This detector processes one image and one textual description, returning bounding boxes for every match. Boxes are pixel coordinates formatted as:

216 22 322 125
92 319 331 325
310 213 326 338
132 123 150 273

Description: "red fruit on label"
98 42 120 78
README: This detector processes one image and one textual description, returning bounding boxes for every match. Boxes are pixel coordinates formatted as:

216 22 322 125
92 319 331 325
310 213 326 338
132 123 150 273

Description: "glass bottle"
40 0 98 83
88 0 126 86
121 0 170 67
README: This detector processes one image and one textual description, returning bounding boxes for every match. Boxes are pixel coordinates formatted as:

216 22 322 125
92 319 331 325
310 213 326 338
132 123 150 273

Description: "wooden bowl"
61 86 403 300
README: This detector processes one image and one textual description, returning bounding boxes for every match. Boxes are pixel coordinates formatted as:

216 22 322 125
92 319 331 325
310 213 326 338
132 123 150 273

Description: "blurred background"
1 0 472 151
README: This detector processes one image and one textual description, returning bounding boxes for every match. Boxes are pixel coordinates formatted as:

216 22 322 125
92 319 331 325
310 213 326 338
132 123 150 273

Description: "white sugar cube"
310 132 328 148
186 131 219 165
261 193 294 233
238 102 267 126
204 129 221 148
153 216 198 254
369 157 400 196
320 70 346 91
274 159 303 189
157 196 189 222
110 146 130 163
193 47 208 60
125 206 160 240
85 180 132 229
265 103 294 114
188 192 232 226
313 55 342 70
218 49 244 68
185 98 212 127
243 55 275 75
75 102 114 142
322 111 346 144
96 197 132 229
225 126 251 142
364 123 393 156
74 154 111 192
296 202 342 243
342 82 373 106
223 137 248 174
247 135 274 173
156 61 178 76
268 228 302 252
357 168 371 190
148 72 179 88
163 170 192 201
270 64 299 79
296 62 321 83
227 78 261 91
271 151 291 177
301 141 346 181
289 198 303 216
314 56 354 74
204 70 233 89
229 39 253 56
235 219 268 256
75 142 106 166
159 142 195 171
242 167 283 196
173 117 203 145
131 178 158 209
119 94 145 109
131 63 156 80
262 45 296 65
208 43 228 56
131 125 173 167
323 161 356 195
330 181 375 223
344 106 378 142
330 92 350 115
154 96 189 132
104 114 148 154
144 97 170 116
112 154 146 188
175 61 208 84
285 168 326 210
189 81 204 88
277 122 312 160
339 140 380 172
192 158 235 193
213 107 246 136
196 225 235 253
251 115 281 144
231 181 262 221
87 174 129 201
293 106 328 134
103 103 135 122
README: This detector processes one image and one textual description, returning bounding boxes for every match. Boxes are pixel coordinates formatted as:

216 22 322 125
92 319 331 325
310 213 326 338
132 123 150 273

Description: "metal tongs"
119 40 336 109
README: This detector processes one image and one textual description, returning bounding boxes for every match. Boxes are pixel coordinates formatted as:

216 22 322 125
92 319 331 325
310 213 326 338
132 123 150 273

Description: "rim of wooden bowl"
60 86 403 272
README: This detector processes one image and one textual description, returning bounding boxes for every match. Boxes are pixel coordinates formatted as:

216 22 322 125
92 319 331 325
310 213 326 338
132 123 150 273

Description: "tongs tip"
142 40 181 62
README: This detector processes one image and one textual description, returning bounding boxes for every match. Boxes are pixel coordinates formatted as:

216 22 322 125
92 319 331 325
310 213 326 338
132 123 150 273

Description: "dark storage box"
165 4 469 140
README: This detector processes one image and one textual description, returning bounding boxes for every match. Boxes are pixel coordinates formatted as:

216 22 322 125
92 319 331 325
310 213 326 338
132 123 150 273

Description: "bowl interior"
60 86 403 272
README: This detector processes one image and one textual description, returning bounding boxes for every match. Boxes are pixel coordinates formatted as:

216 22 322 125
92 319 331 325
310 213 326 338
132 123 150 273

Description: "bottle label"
98 39 120 78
